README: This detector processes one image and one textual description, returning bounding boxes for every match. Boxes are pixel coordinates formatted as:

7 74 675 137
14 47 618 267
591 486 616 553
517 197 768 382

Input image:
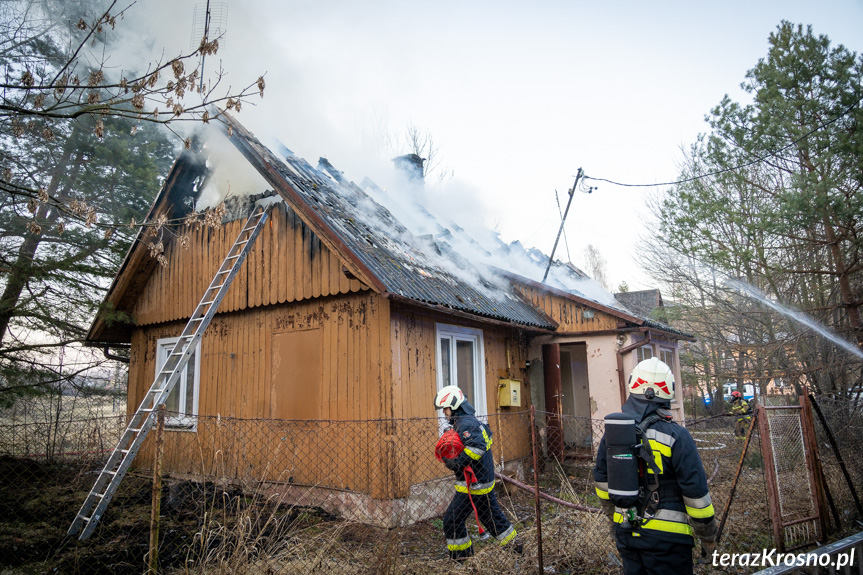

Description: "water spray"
724 278 863 362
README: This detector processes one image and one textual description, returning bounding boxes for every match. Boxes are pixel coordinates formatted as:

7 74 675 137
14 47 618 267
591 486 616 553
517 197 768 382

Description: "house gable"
88 151 207 344
513 279 643 334
130 201 369 328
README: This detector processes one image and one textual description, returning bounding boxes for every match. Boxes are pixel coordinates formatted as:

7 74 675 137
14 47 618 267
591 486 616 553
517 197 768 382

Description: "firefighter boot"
503 537 523 555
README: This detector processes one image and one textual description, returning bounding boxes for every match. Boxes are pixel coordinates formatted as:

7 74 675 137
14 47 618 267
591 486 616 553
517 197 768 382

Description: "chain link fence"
2 399 861 574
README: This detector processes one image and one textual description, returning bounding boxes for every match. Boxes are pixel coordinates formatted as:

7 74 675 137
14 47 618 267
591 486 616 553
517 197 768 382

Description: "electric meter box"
498 379 522 407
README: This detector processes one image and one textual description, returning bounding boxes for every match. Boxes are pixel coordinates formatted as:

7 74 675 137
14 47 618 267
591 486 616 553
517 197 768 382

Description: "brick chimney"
391 154 425 183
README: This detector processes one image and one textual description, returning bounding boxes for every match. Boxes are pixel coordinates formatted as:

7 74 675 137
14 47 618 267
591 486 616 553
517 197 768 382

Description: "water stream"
724 278 863 362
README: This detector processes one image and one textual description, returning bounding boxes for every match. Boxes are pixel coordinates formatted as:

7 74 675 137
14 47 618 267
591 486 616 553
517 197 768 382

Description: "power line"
583 93 863 189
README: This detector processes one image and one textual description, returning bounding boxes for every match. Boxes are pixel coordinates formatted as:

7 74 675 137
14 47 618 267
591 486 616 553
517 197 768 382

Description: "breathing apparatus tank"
604 412 641 509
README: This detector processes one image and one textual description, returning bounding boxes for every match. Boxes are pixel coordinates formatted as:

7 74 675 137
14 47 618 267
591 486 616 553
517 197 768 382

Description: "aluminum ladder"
68 204 270 540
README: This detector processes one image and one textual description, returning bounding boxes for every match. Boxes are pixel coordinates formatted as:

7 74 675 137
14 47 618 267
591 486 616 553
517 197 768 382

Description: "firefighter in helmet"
593 358 718 575
729 390 752 437
433 385 521 562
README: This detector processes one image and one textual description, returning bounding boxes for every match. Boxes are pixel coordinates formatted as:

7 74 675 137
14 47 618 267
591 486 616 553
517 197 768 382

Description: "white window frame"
435 324 487 418
659 347 674 368
659 347 677 403
636 345 653 363
155 336 201 430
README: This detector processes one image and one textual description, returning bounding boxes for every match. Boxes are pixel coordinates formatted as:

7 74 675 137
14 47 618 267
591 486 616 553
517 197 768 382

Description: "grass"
3 411 855 575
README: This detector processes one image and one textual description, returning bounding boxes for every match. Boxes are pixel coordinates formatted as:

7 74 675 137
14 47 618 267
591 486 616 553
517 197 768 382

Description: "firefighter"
433 385 521 562
729 390 752 437
593 358 718 575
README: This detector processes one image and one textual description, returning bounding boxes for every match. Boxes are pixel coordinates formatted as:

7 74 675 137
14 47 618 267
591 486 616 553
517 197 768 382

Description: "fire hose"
436 429 601 521
435 429 487 534
495 471 601 513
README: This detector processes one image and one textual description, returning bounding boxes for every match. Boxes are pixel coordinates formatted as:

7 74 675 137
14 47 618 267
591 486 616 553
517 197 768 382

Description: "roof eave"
384 291 558 333
503 270 644 325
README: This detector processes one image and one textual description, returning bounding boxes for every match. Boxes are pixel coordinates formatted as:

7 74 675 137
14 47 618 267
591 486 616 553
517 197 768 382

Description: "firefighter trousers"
443 488 515 560
614 530 694 575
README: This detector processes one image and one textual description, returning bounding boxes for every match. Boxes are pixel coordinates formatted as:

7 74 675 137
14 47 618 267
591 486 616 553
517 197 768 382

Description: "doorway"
560 343 592 448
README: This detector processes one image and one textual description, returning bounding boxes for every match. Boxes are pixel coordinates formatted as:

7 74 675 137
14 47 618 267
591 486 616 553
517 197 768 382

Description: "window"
636 345 653 363
660 348 674 368
436 324 487 416
156 337 200 429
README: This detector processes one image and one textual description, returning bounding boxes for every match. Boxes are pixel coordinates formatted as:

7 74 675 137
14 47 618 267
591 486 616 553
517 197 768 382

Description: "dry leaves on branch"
171 59 185 79
203 203 227 229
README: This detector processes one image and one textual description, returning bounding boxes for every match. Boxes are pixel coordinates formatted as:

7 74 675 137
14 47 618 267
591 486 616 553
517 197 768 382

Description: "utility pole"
554 189 572 262
542 168 583 283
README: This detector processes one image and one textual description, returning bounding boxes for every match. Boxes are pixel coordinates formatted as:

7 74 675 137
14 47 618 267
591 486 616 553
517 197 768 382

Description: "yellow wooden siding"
514 285 620 332
389 307 533 488
130 291 392 495
131 202 366 326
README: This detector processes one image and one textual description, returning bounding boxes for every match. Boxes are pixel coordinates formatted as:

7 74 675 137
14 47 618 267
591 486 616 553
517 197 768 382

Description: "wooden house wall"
389 306 533 488
514 285 620 333
130 291 393 496
122 201 544 499
132 202 366 326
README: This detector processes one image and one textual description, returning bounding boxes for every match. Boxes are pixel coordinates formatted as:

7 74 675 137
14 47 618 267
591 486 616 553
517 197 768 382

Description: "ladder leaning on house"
68 204 271 541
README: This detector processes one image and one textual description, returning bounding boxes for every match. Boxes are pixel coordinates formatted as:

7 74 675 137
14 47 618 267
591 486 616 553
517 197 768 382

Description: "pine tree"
644 22 863 398
0 1 184 403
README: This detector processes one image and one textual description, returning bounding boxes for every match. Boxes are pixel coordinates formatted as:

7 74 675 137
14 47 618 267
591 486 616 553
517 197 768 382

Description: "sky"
123 0 863 293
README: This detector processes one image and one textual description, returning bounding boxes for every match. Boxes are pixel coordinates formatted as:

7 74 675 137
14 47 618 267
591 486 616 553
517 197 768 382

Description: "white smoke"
333 154 627 311
195 126 270 210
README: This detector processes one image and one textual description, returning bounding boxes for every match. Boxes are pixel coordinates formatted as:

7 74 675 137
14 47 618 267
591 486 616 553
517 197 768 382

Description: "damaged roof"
218 115 558 330
89 113 694 343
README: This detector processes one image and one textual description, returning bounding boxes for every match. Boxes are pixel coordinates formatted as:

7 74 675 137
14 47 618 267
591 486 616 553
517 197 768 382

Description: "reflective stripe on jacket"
448 403 496 486
593 403 716 545
731 400 751 418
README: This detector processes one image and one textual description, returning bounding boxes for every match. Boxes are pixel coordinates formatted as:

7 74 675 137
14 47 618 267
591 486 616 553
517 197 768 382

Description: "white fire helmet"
628 357 675 401
434 385 465 410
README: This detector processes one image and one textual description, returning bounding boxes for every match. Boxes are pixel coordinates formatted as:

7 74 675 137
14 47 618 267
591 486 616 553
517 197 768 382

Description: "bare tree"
584 244 609 289
0 0 264 404
1 0 265 226
392 122 452 187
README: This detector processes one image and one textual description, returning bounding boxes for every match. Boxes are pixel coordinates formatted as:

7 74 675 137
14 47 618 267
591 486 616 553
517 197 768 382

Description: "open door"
560 344 592 449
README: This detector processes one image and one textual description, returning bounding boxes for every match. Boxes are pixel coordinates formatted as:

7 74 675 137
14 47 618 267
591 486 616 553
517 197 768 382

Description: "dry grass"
7 409 859 575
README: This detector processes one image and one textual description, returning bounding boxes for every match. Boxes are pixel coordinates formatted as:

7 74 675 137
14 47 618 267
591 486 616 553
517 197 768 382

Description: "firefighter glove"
693 517 719 541
443 457 460 472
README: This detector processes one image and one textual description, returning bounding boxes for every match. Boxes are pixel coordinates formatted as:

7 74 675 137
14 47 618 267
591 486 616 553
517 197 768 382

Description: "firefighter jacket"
446 401 496 495
731 399 751 418
593 397 718 546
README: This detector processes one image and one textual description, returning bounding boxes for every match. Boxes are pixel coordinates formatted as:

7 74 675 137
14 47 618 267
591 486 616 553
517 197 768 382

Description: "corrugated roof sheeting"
231 125 556 330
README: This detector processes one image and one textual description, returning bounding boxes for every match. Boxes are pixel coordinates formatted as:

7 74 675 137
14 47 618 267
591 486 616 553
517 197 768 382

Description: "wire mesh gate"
758 396 827 551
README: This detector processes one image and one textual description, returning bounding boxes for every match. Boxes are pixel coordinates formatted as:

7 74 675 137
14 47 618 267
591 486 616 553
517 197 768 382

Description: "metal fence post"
716 409 758 545
799 394 828 541
758 404 784 551
148 405 166 575
530 406 543 573
809 393 863 518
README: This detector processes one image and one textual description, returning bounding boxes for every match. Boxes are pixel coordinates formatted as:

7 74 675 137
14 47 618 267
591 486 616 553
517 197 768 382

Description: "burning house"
84 112 693 526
